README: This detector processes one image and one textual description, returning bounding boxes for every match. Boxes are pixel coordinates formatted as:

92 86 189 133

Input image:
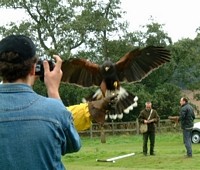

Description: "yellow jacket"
67 103 92 132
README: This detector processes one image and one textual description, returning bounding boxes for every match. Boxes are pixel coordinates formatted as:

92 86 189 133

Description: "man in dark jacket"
138 102 159 156
179 97 195 158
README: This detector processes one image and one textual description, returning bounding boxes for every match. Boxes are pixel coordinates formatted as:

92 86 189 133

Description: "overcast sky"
0 0 200 42
121 0 200 42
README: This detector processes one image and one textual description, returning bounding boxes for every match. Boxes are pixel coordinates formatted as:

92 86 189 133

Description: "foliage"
104 39 133 62
194 93 200 101
152 83 181 118
59 83 98 106
170 37 200 89
124 17 172 47
33 80 48 97
33 80 98 106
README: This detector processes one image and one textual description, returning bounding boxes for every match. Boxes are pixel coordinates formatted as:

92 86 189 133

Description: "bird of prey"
61 46 171 119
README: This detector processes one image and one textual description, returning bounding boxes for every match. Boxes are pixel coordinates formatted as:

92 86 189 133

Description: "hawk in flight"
61 46 171 119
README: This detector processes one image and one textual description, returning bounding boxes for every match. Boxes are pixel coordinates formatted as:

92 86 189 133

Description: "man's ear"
30 63 36 76
28 64 37 86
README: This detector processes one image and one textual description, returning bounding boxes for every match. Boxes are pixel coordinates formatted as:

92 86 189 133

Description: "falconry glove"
88 94 117 124
168 116 179 127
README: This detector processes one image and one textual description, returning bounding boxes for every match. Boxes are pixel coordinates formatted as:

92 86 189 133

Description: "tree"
170 37 200 89
152 83 181 119
124 17 172 48
0 0 128 61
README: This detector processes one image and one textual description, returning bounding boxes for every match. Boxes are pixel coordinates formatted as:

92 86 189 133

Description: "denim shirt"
0 83 81 170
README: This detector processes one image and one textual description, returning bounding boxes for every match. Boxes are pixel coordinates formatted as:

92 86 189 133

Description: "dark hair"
0 52 37 82
182 97 188 103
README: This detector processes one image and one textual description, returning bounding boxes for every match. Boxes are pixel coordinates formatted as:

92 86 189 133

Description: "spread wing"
61 58 102 87
115 46 171 83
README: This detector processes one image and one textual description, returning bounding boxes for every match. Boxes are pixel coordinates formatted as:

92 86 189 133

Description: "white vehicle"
191 122 200 144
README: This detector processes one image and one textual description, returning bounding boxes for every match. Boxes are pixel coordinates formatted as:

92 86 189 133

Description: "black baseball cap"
0 34 36 62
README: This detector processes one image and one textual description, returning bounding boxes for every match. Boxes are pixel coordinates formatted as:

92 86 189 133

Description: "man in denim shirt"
0 35 81 170
0 34 117 169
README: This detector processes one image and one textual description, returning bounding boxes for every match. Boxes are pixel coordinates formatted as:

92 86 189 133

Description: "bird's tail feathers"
123 96 138 113
82 87 138 120
109 114 118 120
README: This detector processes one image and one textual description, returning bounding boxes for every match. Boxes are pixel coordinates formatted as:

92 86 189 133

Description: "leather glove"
168 116 179 127
168 116 179 122
88 94 117 124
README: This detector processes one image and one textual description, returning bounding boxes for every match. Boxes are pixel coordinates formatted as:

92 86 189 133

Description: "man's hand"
147 119 156 123
43 55 63 99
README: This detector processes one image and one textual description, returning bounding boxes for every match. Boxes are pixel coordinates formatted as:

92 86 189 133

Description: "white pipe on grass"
96 152 135 163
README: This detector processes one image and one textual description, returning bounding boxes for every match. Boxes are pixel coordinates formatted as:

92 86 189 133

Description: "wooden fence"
79 119 181 138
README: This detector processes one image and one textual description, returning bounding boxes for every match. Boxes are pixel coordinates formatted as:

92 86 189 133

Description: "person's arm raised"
43 55 63 99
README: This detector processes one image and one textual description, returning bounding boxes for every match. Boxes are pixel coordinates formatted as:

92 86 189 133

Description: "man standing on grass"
179 97 195 158
138 101 159 156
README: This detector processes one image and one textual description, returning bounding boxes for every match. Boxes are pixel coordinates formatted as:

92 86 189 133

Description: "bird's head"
100 60 115 74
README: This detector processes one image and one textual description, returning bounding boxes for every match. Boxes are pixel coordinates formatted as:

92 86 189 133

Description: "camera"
35 59 55 81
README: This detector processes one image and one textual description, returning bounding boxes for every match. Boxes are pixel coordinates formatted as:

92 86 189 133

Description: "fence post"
136 118 139 135
90 124 93 138
111 120 114 135
157 118 160 132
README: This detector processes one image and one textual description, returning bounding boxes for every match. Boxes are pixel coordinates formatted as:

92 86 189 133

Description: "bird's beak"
105 66 110 71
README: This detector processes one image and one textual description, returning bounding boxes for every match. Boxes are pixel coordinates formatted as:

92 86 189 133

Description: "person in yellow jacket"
67 103 91 131
67 95 116 131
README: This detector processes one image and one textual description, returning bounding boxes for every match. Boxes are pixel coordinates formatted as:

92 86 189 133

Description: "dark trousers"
143 131 155 155
183 129 192 156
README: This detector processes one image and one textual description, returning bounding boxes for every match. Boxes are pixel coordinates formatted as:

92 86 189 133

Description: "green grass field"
62 132 200 170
